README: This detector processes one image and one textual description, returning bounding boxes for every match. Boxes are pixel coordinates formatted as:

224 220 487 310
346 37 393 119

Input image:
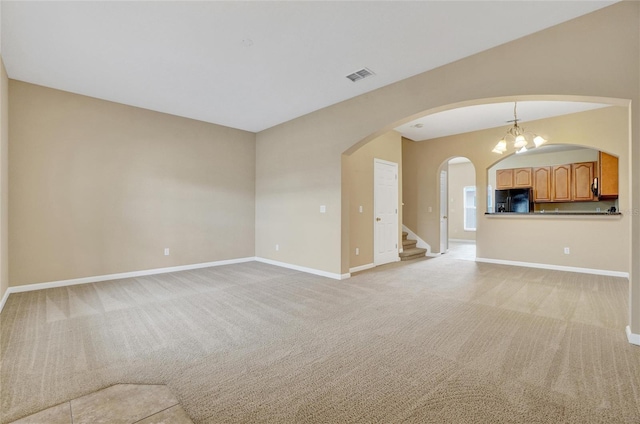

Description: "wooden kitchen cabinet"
572 162 595 201
497 167 531 189
598 151 619 199
496 169 514 189
499 157 616 204
533 166 551 202
551 164 572 202
533 162 596 202
513 167 532 188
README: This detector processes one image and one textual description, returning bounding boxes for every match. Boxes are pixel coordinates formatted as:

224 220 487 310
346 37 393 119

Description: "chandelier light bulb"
492 139 507 154
534 135 547 147
514 135 527 148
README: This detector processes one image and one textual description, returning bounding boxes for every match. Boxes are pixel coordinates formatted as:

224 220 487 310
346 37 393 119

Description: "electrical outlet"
359 205 363 213
564 247 570 254
320 205 326 213
275 244 279 251
428 206 433 213
355 247 359 256
164 248 170 256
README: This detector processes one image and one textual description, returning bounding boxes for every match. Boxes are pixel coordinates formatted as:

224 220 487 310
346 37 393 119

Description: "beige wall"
448 161 476 242
402 137 419 234
9 81 256 286
404 106 629 273
0 57 8 300
254 3 640 332
346 131 402 269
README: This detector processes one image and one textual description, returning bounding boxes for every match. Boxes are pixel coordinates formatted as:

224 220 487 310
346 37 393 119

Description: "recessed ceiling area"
396 101 612 142
1 1 617 133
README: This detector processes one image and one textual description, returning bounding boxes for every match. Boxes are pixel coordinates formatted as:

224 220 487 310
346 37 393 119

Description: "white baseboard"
402 225 431 254
0 257 256 314
626 326 640 346
0 287 10 314
475 257 629 278
448 238 476 243
349 263 375 273
0 256 351 315
255 257 350 280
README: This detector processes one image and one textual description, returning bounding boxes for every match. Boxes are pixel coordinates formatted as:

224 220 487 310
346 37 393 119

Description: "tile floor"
444 239 476 260
9 384 193 424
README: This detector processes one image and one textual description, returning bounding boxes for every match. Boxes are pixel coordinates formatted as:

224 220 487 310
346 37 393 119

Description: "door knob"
442 216 447 219
376 217 381 221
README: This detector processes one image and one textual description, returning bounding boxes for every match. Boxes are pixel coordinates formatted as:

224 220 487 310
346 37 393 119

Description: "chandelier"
492 102 547 154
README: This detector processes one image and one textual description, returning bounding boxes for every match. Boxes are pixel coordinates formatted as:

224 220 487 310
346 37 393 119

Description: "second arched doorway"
439 156 476 260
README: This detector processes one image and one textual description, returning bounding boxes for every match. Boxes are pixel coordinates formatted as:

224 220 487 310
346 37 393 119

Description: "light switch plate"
320 205 326 213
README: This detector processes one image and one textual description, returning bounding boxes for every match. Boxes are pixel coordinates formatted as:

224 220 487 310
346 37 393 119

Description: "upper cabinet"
496 169 513 189
488 145 620 212
490 147 618 204
571 162 595 201
496 167 532 189
532 164 594 202
551 164 572 202
598 151 619 199
513 168 532 188
532 167 551 202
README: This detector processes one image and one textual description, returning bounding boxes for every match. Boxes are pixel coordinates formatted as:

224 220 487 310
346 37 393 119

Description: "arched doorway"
440 156 476 260
342 96 630 275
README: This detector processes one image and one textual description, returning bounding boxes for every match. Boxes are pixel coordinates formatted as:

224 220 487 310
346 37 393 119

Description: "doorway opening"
441 157 476 260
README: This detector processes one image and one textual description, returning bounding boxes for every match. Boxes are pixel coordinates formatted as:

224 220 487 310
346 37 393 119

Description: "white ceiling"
1 1 617 133
396 101 612 141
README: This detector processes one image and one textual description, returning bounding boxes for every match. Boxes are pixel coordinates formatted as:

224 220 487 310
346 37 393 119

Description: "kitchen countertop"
485 212 622 217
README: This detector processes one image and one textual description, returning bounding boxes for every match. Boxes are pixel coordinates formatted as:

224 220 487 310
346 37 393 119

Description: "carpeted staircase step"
399 247 427 261
402 238 417 249
402 231 408 240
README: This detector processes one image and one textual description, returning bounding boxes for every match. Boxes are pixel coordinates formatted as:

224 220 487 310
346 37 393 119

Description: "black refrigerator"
495 188 533 213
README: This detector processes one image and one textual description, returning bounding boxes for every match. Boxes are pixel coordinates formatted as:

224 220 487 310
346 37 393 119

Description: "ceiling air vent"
346 68 375 82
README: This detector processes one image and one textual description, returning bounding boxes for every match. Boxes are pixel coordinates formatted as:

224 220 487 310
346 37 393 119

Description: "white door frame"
440 168 449 254
374 158 399 265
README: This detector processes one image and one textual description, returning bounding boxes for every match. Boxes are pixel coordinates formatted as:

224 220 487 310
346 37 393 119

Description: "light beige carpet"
1 257 639 423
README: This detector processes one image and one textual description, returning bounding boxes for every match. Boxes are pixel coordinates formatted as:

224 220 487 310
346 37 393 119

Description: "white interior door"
440 169 449 253
374 159 399 265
